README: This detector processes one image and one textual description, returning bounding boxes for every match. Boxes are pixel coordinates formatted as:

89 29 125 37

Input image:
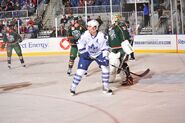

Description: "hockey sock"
101 66 110 88
71 69 86 91
7 57 11 64
69 60 74 68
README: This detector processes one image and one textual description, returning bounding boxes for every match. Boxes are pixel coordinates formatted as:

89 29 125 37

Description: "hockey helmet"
112 14 122 24
87 20 99 29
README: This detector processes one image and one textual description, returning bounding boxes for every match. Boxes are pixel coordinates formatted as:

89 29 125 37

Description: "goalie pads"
121 40 134 55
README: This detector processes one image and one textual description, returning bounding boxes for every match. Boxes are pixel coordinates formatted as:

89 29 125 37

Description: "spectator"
22 1 29 10
2 18 8 26
0 20 4 33
79 0 85 6
50 27 57 37
27 24 37 38
16 17 23 26
1 0 6 10
87 15 91 22
60 15 68 25
143 3 149 27
113 0 120 5
78 16 86 29
20 24 28 34
95 0 102 5
14 1 21 10
58 25 67 37
167 25 172 34
86 0 95 6
70 0 79 7
5 0 14 11
96 16 103 27
158 5 164 19
102 0 109 5
27 17 34 26
10 18 17 27
34 15 43 30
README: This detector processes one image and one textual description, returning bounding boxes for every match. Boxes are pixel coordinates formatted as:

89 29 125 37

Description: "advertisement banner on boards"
177 35 185 53
19 37 71 53
134 35 176 52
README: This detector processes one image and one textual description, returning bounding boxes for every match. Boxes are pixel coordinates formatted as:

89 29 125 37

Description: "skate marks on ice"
125 73 185 93
0 82 32 93
111 70 154 93
26 60 62 68
0 81 58 94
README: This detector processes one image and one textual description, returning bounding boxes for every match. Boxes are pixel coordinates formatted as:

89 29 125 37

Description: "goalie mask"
112 14 122 24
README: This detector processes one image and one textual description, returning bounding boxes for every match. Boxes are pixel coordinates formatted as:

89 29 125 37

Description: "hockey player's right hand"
80 52 91 60
1 43 5 49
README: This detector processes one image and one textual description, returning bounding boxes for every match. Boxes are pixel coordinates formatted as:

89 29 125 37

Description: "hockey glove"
102 56 109 66
97 55 109 66
1 43 5 49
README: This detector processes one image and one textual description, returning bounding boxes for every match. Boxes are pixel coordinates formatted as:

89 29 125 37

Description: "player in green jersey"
2 25 26 69
67 17 86 75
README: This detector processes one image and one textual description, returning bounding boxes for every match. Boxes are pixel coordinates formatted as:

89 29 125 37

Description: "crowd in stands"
0 15 43 38
50 14 104 38
0 0 46 17
64 0 120 7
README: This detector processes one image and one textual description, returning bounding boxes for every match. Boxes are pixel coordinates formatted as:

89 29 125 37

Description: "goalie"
108 15 133 85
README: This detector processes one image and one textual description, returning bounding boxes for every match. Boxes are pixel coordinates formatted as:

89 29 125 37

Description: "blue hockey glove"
102 56 109 66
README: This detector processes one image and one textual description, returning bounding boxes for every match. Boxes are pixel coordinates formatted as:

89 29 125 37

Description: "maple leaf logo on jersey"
88 44 99 54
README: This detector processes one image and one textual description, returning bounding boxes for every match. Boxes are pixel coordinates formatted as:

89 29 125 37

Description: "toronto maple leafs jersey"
77 30 110 58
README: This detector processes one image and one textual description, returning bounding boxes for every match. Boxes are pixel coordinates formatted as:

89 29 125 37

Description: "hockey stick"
111 64 150 77
94 56 150 77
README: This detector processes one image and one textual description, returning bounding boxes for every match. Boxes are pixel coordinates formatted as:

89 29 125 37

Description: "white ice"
0 53 185 123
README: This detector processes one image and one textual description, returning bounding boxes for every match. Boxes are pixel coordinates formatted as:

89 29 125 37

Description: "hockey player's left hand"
97 56 109 66
102 56 109 66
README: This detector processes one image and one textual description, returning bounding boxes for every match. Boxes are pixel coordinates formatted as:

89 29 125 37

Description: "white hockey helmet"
87 20 99 29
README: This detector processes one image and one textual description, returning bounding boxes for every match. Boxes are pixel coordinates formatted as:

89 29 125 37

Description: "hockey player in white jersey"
70 20 113 96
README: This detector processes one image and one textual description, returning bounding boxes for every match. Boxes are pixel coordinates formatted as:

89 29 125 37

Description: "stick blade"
131 68 150 77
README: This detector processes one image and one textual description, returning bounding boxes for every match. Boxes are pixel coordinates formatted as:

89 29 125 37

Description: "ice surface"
0 53 185 123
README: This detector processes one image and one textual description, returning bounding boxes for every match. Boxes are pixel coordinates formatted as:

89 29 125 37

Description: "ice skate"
70 89 76 96
129 57 135 61
67 68 72 76
8 64 11 69
122 75 133 85
22 63 26 68
102 86 113 95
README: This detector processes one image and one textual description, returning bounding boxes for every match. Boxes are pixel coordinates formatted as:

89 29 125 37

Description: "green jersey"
108 25 125 48
3 31 22 44
68 25 85 45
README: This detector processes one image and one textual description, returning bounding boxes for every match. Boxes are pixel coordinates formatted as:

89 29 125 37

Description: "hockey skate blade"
102 91 113 95
70 90 76 96
70 93 76 96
